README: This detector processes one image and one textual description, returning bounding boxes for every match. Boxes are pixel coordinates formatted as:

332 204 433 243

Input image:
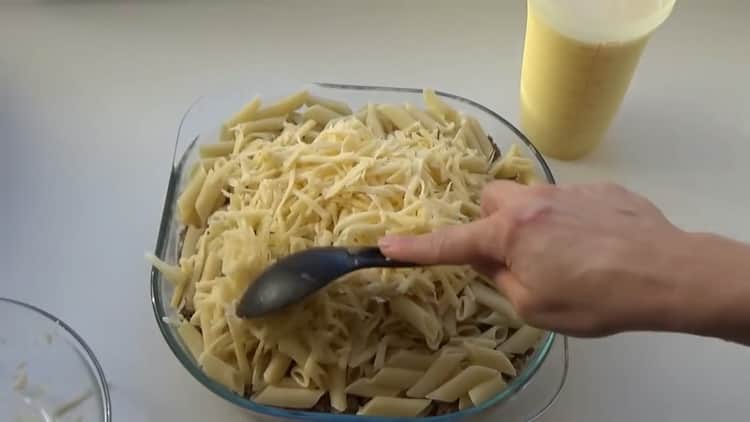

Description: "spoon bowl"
236 246 416 318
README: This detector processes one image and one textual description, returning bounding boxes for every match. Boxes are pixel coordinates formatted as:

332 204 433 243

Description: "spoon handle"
347 246 416 269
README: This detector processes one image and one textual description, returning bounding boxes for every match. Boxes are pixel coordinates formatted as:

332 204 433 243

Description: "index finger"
379 215 510 266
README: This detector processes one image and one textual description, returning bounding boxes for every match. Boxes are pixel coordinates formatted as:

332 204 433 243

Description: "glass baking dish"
150 82 568 421
0 297 112 422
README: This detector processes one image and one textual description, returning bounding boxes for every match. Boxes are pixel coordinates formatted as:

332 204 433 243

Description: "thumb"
378 219 493 265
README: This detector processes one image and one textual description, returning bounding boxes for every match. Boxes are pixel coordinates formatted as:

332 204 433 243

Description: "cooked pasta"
253 386 326 409
357 397 431 417
468 377 507 406
406 348 466 399
148 89 546 416
426 366 498 402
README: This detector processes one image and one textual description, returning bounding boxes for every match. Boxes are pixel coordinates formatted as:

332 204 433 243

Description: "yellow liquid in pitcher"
520 0 652 160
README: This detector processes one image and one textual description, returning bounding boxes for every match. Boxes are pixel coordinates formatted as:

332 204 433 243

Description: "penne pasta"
236 116 287 134
369 367 424 389
357 397 431 417
346 379 401 398
470 281 522 325
253 386 325 409
176 166 207 227
480 326 509 344
480 326 508 344
329 365 347 412
386 349 436 371
294 119 317 141
221 96 262 140
456 285 478 321
406 348 465 398
305 95 353 116
459 393 473 410
303 104 342 127
263 352 292 385
177 321 203 360
377 105 417 131
473 310 510 327
251 345 270 392
456 324 482 338
277 336 309 368
199 142 235 159
180 226 203 260
468 377 507 406
365 103 385 138
405 103 442 131
463 342 516 376
226 314 250 380
194 163 231 226
460 116 482 152
146 254 187 286
253 91 309 120
274 377 302 388
200 253 221 282
390 296 443 350
301 356 327 388
499 325 544 355
465 116 496 160
423 89 458 123
443 308 458 337
449 336 496 349
200 353 243 394
426 366 497 402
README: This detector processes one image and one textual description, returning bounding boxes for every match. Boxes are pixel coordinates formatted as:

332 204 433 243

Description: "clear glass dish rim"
0 297 113 422
150 83 562 421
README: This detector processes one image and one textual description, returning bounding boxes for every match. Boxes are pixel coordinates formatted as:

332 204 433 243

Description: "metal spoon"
236 246 416 318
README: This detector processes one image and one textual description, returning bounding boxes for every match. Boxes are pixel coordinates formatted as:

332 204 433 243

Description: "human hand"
379 182 691 337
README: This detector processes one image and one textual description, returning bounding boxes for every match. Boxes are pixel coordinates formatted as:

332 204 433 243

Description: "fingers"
493 269 520 299
379 181 547 265
379 219 495 265
480 180 535 217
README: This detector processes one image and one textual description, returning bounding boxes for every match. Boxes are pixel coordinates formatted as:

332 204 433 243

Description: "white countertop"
2 1 750 421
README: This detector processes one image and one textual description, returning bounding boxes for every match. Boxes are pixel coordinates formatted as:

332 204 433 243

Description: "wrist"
658 231 750 343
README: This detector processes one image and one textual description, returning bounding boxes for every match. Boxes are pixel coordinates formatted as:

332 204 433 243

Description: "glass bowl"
150 83 567 421
0 297 112 422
